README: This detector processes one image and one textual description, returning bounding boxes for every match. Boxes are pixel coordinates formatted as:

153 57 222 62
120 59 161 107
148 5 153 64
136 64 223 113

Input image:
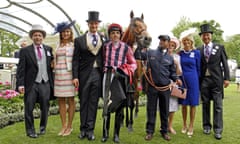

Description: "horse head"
122 10 152 51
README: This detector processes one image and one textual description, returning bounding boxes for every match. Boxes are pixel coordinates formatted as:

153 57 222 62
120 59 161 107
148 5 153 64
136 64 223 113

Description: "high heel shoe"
168 128 177 135
187 130 193 137
58 128 66 136
62 128 73 136
181 127 187 134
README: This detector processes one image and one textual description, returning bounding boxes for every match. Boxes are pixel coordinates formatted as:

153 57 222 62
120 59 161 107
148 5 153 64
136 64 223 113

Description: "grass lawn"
0 84 240 144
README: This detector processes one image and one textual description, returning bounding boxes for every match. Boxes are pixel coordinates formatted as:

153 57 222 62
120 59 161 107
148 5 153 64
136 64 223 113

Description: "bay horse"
121 10 152 131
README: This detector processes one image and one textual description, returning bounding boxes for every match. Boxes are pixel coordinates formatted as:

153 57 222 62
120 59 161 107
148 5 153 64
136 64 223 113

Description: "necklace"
183 49 192 54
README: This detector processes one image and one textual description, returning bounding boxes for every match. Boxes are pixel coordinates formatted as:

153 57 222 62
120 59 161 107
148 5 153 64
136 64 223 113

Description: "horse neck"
121 27 135 47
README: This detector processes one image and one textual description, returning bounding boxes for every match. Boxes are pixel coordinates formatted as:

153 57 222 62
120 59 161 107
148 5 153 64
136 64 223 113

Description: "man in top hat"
135 35 182 141
17 24 54 138
72 11 106 141
198 23 230 140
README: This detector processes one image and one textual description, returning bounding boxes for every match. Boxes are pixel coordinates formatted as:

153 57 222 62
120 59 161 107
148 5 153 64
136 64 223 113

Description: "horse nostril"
144 37 152 42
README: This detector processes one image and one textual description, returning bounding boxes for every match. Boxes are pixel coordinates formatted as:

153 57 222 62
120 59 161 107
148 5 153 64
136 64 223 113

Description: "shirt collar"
34 44 43 49
204 42 213 48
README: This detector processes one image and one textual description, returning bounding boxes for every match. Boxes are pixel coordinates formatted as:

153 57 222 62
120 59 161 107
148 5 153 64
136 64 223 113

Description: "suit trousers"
24 81 50 135
201 77 223 134
146 86 170 134
79 68 101 134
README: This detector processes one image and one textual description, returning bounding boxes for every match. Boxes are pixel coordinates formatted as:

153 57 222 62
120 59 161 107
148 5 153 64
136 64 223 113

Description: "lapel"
29 44 38 66
208 43 218 62
43 44 48 62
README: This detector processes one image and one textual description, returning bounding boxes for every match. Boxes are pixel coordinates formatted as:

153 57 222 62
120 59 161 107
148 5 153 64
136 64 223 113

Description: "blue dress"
179 49 201 106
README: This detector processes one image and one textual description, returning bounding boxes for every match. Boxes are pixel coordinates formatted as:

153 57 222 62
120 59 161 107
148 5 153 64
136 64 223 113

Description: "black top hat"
158 35 170 41
199 24 213 35
86 11 101 22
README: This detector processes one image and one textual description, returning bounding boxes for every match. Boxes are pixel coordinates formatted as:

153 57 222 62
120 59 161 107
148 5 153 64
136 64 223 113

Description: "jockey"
101 23 137 143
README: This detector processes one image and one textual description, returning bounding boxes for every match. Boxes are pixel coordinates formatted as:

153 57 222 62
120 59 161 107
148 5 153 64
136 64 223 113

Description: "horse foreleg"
134 92 139 118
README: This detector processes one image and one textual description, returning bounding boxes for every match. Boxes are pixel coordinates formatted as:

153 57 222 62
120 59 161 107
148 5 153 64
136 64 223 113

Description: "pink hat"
170 37 180 49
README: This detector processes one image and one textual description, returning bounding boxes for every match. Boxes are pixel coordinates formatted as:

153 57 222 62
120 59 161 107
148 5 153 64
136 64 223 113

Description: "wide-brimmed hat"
29 24 46 38
170 37 180 49
86 11 101 22
53 20 76 34
199 23 213 35
158 35 170 41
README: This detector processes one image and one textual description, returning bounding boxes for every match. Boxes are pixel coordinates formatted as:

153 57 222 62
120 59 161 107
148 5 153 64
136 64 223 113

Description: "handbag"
171 84 187 99
171 75 187 99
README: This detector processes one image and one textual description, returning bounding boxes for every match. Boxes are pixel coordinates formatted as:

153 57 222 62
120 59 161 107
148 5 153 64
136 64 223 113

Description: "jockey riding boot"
113 110 122 143
102 114 110 142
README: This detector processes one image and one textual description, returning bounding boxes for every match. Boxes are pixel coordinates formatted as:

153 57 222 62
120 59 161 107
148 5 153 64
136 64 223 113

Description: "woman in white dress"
168 37 182 134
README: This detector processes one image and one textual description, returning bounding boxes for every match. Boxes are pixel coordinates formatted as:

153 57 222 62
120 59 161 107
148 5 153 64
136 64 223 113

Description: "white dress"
169 54 182 112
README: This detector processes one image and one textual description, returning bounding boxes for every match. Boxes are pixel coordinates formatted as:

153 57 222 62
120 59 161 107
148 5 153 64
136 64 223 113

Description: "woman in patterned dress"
54 21 76 136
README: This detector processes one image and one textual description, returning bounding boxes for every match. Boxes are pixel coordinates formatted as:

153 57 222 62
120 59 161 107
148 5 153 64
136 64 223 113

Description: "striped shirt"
104 41 137 73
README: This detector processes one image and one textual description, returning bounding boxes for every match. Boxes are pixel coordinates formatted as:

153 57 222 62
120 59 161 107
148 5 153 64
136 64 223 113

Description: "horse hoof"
134 113 138 118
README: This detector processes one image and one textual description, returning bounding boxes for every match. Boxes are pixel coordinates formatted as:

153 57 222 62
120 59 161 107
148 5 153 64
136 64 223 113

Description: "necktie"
92 34 97 47
205 45 210 60
37 46 42 60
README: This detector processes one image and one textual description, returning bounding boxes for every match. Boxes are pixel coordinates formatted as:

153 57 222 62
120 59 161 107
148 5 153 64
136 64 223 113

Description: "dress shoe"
87 134 95 141
113 134 120 143
62 128 73 136
78 132 86 139
215 133 222 140
203 129 211 135
161 133 171 141
27 133 38 138
101 136 108 142
38 130 46 135
144 133 153 141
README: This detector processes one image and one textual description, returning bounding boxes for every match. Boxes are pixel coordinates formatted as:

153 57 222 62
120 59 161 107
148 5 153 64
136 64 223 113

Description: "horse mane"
121 26 135 47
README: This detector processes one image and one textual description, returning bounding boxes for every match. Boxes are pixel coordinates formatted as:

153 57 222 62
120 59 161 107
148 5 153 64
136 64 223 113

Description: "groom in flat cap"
72 11 106 141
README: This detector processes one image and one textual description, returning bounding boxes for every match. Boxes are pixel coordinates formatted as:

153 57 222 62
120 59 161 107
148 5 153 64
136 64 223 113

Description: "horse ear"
141 13 144 20
130 10 134 19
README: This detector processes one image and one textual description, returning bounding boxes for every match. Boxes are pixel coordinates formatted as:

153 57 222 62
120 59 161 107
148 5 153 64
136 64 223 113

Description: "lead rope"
142 67 171 91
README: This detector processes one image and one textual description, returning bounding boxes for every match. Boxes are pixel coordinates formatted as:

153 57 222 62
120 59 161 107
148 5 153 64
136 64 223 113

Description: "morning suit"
198 42 230 134
72 32 105 135
17 44 54 135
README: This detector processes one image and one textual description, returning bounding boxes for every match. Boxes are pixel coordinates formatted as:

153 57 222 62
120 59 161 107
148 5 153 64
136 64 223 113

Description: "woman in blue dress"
179 33 200 137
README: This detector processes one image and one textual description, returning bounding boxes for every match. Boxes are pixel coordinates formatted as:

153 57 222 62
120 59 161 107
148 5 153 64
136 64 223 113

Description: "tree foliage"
0 30 20 57
224 34 240 66
172 18 224 48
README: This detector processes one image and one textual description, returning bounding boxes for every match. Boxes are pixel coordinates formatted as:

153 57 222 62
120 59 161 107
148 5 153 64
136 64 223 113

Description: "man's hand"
176 79 182 86
18 87 25 94
73 78 79 88
224 80 230 88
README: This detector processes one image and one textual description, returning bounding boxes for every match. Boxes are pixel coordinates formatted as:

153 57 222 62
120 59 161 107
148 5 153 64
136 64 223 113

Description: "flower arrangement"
0 81 21 100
